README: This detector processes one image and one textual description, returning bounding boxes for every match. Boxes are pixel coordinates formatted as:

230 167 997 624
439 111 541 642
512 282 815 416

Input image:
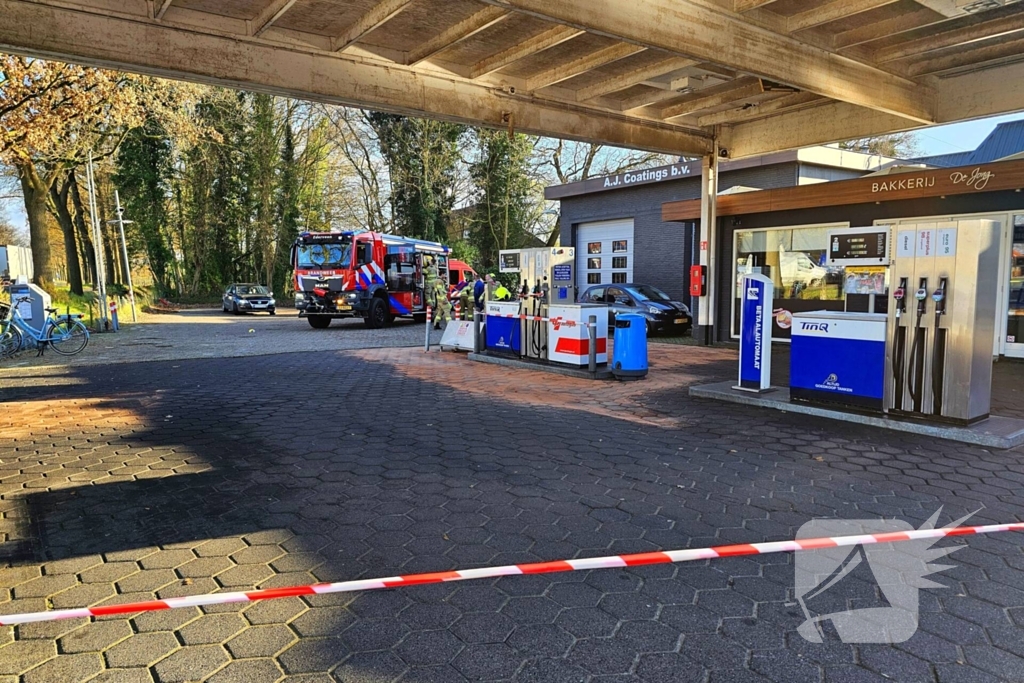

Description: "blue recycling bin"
612 313 648 380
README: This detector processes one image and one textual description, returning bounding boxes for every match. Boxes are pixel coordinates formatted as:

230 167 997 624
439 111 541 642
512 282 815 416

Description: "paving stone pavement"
1 345 1024 682
0 309 443 370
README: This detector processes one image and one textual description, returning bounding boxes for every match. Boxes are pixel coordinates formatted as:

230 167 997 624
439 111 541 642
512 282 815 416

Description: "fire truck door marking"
389 296 410 315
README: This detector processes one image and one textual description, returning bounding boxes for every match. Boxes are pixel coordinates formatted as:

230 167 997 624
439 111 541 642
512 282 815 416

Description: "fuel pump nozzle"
908 277 929 412
931 277 949 416
890 277 910 411
915 277 929 317
932 277 947 316
893 277 907 319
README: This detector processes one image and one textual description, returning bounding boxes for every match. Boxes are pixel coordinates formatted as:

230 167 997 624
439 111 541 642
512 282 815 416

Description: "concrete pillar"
695 142 719 345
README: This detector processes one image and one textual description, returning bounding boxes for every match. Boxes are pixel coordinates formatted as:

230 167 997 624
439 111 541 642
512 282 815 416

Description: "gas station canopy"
3 0 1024 158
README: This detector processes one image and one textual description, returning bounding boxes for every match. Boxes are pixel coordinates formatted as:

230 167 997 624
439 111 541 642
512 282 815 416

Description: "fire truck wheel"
364 296 390 329
413 313 427 324
307 315 332 329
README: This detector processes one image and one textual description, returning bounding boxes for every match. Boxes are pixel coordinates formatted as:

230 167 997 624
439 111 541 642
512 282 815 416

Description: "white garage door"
577 219 634 288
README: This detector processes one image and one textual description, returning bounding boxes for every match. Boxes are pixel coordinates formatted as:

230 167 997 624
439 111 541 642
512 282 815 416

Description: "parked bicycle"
3 297 90 356
0 303 19 359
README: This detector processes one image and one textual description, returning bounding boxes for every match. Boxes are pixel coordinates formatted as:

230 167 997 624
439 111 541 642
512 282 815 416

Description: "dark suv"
578 283 691 335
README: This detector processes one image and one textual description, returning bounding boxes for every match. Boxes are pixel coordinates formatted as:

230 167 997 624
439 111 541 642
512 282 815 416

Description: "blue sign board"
553 264 572 282
737 274 773 392
486 305 521 355
790 312 886 411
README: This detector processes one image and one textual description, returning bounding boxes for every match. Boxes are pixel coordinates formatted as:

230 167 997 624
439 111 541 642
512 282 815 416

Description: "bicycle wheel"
47 319 89 356
0 323 22 358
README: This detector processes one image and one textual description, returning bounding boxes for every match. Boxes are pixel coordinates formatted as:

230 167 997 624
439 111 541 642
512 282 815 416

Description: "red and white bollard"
424 304 432 351
108 299 120 332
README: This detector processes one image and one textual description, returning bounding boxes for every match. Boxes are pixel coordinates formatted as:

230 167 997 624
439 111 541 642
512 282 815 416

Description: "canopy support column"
696 143 719 345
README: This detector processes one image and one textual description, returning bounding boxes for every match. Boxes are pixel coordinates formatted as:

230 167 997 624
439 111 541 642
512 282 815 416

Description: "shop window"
612 272 627 284
612 240 628 252
588 242 602 254
587 257 601 270
612 256 627 269
587 273 601 284
733 226 864 340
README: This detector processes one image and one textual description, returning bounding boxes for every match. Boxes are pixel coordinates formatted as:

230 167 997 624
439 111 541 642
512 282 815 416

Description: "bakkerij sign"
736 273 773 392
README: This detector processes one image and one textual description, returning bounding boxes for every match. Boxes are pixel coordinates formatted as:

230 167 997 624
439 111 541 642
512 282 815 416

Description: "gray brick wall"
557 162 801 310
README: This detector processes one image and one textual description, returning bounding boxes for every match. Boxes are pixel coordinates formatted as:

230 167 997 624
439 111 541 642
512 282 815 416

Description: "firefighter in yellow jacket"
424 256 451 330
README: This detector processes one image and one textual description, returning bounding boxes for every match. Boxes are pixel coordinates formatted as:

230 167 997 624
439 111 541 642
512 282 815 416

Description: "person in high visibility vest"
492 282 512 301
458 275 474 320
424 256 451 330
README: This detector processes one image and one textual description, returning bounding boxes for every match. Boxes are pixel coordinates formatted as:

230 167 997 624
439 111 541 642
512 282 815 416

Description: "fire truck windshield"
296 241 351 269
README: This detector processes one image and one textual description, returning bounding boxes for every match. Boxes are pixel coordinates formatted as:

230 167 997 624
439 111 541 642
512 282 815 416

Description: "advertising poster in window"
843 266 886 295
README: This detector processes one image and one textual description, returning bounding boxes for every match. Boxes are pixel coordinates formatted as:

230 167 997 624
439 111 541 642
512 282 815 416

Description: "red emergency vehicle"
291 231 473 329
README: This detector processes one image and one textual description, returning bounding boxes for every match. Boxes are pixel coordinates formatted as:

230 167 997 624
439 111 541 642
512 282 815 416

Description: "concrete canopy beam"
525 43 645 92
331 0 415 53
471 25 584 78
787 0 901 33
251 0 299 37
0 0 712 156
483 0 936 122
406 7 509 66
722 60 1024 158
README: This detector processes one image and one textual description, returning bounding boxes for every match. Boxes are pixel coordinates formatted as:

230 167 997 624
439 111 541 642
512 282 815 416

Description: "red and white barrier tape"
489 312 596 328
0 522 1021 626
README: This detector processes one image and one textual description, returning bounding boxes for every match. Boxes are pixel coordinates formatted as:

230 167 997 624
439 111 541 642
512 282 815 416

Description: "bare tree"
532 139 674 244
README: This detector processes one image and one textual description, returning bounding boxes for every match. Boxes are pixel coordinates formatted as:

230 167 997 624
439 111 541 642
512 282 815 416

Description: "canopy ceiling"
3 0 1024 157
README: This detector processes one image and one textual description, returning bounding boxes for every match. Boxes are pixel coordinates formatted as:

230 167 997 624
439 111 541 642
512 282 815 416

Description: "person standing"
474 274 491 315
458 274 474 321
424 256 451 330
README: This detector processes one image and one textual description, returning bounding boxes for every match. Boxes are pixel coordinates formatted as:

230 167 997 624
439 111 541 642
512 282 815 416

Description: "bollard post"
424 305 432 352
588 315 597 374
474 310 482 354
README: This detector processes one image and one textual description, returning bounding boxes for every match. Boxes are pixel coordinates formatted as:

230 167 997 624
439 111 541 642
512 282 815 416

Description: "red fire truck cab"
292 231 462 329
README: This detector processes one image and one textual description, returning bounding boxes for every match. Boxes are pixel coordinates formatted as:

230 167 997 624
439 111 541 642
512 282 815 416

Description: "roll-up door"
577 219 634 288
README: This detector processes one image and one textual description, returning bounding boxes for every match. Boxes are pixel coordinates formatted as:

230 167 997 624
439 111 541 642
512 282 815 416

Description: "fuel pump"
909 278 928 413
884 220 999 424
890 278 908 410
498 248 575 362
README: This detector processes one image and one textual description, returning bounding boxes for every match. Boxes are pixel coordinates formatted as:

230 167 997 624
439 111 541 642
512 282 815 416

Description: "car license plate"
336 305 352 311
675 318 688 324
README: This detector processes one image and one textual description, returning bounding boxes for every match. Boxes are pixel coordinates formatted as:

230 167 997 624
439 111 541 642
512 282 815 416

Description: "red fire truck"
291 231 473 329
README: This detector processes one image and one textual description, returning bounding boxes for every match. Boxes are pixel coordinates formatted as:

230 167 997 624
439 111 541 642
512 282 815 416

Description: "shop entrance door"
1004 220 1024 358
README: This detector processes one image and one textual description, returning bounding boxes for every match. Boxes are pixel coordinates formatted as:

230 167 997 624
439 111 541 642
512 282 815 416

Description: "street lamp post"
107 191 138 322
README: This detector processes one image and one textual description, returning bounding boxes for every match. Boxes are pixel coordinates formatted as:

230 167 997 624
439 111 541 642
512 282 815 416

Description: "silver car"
223 284 277 315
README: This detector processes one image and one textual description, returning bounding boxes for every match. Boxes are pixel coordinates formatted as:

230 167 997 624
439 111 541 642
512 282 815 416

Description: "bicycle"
0 302 20 359
6 296 90 356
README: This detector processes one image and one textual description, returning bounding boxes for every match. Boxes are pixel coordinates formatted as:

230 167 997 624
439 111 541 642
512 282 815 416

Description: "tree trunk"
48 174 85 296
17 162 53 288
69 171 98 286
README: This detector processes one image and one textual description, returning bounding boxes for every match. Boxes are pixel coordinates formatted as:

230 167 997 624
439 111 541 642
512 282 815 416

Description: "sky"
4 111 1024 240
